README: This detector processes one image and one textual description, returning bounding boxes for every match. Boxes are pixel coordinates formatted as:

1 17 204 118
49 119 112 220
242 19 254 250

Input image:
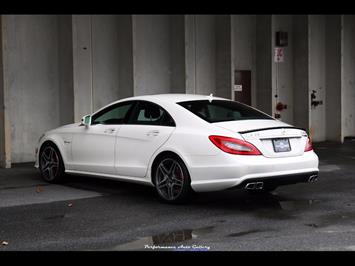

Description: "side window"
91 102 134 125
129 101 175 127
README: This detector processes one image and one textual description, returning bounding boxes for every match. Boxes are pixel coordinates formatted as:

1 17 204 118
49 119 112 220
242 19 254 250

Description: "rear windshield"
178 100 273 123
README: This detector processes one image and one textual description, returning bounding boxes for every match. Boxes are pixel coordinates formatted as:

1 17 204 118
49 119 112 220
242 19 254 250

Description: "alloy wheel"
155 158 185 201
40 146 60 181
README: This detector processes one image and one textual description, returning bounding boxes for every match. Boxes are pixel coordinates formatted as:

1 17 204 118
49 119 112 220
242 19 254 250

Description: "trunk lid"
214 119 308 158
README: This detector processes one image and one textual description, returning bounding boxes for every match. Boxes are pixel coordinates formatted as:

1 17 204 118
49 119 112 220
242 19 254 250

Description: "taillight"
304 137 313 152
209 135 262 155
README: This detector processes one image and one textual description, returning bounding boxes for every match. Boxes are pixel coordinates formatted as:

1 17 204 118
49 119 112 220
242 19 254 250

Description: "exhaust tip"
245 182 264 190
308 174 318 183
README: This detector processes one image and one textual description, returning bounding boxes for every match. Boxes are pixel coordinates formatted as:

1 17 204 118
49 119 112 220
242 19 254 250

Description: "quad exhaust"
245 182 264 190
308 174 318 183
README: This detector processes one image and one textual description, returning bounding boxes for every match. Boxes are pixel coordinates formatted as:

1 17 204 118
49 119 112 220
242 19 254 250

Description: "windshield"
178 100 273 123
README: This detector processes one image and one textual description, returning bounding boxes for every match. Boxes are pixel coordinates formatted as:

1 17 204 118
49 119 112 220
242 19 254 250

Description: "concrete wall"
58 15 74 126
293 15 309 130
3 15 62 162
231 15 256 105
72 15 93 121
342 15 355 139
0 17 11 168
91 15 120 111
215 15 232 99
133 15 172 95
256 15 272 115
1 14 355 165
195 15 216 95
272 15 294 124
117 15 134 100
325 15 342 141
73 15 121 119
170 15 186 93
309 15 326 142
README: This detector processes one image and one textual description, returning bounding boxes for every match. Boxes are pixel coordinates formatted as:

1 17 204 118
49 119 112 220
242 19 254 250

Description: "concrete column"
132 15 172 95
216 15 232 99
117 15 134 100
272 15 294 124
184 15 197 94
2 15 62 163
91 15 120 111
342 15 355 140
256 15 272 115
231 15 257 106
170 15 186 93
293 15 309 131
58 15 74 126
308 15 326 142
72 15 93 121
325 15 342 141
0 16 11 168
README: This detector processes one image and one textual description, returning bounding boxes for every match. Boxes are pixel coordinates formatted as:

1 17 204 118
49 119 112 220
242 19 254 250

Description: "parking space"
0 141 355 251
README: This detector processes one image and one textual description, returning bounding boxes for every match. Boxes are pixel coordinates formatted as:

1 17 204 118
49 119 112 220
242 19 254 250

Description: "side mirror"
81 114 91 127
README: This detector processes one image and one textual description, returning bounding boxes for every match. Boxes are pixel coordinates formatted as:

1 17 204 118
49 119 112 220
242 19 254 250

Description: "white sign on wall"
234 84 243 92
274 47 284 63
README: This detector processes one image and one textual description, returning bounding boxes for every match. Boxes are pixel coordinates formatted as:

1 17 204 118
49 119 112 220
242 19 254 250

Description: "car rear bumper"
186 150 319 192
228 171 319 190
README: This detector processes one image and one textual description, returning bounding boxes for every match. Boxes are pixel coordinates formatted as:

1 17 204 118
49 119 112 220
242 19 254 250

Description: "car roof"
122 93 229 104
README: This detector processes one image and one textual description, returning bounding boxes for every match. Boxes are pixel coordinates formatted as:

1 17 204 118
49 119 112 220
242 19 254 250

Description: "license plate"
272 138 291 152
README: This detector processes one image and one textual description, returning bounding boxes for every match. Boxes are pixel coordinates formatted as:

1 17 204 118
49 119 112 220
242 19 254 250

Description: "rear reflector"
209 135 261 155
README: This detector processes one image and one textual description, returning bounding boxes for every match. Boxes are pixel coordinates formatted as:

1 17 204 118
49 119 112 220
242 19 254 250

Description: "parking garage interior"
2 14 355 252
0 15 354 168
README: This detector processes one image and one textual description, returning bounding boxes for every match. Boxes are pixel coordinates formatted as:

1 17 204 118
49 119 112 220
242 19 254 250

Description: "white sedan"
35 94 319 203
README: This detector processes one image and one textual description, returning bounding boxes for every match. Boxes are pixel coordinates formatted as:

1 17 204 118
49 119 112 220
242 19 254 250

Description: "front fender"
35 134 69 168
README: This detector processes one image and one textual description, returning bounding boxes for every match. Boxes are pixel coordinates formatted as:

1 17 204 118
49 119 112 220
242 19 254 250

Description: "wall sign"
234 84 243 92
274 47 284 63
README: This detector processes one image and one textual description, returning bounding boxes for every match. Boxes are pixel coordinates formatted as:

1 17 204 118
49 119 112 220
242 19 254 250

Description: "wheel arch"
149 150 190 186
38 137 67 166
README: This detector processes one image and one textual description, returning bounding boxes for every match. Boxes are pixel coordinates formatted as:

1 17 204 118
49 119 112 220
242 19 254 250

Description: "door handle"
146 130 160 136
104 128 116 134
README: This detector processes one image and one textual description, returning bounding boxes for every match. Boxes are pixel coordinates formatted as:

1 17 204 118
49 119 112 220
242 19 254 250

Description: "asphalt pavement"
1 141 355 251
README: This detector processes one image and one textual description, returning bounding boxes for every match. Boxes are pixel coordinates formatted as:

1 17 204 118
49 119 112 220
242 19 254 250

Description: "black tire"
153 154 193 204
39 143 66 183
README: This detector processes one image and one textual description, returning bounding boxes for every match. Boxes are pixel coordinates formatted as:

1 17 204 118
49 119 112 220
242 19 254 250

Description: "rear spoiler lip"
238 126 307 134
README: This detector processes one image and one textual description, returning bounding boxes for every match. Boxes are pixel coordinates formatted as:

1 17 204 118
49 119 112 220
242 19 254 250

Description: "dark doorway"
234 70 251 105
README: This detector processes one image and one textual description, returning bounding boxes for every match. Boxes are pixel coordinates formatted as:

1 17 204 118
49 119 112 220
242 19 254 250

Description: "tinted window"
92 101 134 125
128 101 175 127
178 100 273 123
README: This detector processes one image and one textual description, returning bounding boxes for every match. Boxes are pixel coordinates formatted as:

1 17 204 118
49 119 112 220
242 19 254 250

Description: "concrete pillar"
117 15 134 100
341 15 355 140
309 15 326 142
272 15 294 124
170 15 186 93
184 15 197 94
132 15 172 95
216 15 232 99
73 15 122 119
91 15 120 111
72 15 93 121
58 15 74 126
256 15 272 115
0 16 11 168
2 15 62 163
293 15 309 131
325 15 342 141
231 15 257 106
